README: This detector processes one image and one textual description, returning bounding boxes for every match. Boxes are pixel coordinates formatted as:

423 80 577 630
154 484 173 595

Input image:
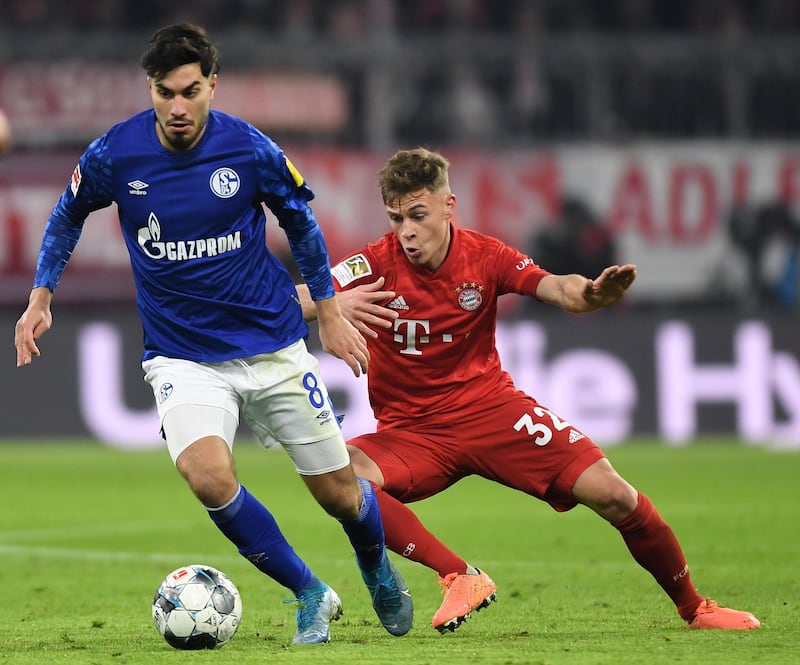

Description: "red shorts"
349 389 605 512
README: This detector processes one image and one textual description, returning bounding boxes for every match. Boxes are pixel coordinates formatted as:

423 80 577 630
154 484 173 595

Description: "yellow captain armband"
285 157 304 187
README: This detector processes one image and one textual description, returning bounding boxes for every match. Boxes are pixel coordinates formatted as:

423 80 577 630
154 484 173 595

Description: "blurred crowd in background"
3 0 800 147
5 0 800 38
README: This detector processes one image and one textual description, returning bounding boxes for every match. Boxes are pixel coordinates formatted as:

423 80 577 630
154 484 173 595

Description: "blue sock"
339 477 385 571
207 484 312 594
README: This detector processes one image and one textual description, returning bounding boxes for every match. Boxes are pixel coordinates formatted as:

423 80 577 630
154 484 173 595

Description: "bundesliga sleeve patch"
331 254 372 286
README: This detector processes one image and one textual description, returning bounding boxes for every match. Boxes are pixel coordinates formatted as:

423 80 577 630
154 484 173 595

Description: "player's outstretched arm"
15 287 54 367
298 276 398 338
536 264 636 313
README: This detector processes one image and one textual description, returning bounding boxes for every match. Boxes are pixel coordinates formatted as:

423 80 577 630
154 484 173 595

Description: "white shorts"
141 339 350 475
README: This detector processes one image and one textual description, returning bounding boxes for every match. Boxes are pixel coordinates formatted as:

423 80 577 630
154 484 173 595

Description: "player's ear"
209 73 217 98
444 192 456 219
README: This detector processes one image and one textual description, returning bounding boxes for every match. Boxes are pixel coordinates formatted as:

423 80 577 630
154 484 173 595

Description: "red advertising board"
2 144 799 306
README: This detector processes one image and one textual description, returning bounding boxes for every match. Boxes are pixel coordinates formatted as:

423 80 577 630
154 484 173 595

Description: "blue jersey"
34 109 335 362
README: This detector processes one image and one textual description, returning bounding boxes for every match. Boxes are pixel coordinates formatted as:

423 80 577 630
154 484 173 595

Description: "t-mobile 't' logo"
393 318 431 355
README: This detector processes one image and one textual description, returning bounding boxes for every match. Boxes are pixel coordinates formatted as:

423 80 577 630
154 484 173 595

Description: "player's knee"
603 479 638 516
573 459 638 521
589 482 637 522
184 470 238 507
176 449 238 507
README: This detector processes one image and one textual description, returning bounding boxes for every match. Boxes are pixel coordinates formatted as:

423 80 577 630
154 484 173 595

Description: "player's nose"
170 96 188 116
399 219 416 238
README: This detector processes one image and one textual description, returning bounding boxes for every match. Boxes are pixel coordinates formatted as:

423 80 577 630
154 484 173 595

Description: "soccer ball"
152 564 242 650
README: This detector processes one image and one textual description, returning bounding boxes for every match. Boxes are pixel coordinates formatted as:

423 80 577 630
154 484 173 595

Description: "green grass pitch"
1 438 797 665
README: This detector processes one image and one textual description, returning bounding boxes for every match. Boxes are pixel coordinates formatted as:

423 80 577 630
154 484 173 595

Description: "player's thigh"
240 341 350 476
163 405 238 468
465 394 606 511
347 444 384 484
142 356 240 463
349 429 461 502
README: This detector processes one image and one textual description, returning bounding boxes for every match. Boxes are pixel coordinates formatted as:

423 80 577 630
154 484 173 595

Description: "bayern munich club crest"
455 282 484 311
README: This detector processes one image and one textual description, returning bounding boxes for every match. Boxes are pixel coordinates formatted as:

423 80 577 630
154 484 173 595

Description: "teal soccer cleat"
287 582 343 644
360 553 413 636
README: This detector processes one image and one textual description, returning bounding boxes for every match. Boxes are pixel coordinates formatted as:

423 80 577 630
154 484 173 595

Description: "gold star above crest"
455 281 485 293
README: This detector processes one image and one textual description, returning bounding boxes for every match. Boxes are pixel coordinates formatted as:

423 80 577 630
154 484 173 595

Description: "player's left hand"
316 297 370 377
15 288 54 367
583 264 637 309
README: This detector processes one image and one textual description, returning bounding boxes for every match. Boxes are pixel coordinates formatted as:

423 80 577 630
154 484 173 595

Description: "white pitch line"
0 543 368 568
0 543 244 565
0 521 197 543
0 543 638 570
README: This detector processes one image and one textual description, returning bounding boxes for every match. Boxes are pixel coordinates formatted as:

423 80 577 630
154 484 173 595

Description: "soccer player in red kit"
300 147 760 633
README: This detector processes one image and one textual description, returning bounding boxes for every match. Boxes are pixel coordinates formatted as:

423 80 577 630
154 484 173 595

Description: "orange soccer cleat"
432 569 497 633
687 598 760 630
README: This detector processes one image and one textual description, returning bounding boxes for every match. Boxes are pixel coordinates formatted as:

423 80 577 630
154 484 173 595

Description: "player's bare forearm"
295 284 316 321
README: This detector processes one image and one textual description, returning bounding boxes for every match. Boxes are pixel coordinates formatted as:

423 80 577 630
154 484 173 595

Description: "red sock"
613 492 703 620
372 482 468 578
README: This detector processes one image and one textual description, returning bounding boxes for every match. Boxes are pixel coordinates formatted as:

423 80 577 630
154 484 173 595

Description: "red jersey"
332 226 549 427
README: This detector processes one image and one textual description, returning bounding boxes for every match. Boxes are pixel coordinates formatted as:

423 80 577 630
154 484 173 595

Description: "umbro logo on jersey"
128 180 149 196
387 295 409 310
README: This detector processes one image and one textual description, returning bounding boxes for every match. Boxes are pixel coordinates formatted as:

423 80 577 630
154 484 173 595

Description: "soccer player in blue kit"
13 23 412 645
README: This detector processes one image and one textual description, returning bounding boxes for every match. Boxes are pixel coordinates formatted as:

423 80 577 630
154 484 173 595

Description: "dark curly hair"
140 23 220 80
